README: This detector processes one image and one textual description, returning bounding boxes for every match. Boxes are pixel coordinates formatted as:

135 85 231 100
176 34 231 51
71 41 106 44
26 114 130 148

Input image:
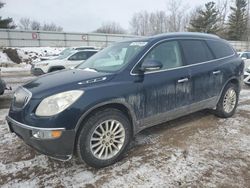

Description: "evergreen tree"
0 1 16 29
188 2 220 34
227 0 248 40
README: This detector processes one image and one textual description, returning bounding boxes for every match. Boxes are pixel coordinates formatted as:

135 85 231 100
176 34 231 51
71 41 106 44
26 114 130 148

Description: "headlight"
35 90 84 116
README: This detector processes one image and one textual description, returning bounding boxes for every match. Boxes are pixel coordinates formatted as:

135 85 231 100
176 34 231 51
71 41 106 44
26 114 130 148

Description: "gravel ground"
0 69 250 188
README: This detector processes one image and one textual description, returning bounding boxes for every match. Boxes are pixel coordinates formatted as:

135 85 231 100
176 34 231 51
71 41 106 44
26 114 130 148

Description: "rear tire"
214 83 239 118
77 108 132 168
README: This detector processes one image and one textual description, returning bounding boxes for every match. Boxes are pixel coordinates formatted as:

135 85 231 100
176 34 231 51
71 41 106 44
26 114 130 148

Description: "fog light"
32 130 62 139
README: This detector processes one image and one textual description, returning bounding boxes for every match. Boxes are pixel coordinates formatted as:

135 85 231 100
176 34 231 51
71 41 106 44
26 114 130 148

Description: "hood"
24 69 114 98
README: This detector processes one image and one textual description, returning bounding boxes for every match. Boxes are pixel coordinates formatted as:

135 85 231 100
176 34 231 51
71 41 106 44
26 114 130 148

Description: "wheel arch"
216 76 241 104
75 101 138 137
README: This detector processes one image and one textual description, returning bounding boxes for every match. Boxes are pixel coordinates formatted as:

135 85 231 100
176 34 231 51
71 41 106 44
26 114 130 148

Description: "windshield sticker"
130 42 148 47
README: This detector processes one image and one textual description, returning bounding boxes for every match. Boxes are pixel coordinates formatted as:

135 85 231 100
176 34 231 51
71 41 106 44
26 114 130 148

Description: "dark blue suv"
6 33 244 168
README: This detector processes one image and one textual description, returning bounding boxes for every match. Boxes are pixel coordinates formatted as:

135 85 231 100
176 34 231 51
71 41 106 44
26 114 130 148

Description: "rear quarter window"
180 40 214 65
206 40 235 59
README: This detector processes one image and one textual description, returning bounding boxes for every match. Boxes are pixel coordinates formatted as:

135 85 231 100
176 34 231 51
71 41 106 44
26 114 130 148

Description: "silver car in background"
238 52 250 85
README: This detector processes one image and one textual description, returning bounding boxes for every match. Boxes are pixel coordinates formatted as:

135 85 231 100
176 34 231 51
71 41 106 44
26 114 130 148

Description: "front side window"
141 41 183 72
77 41 148 72
180 40 214 65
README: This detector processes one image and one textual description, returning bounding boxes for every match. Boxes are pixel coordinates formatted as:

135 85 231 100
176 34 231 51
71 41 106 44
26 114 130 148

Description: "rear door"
206 39 237 93
180 39 219 103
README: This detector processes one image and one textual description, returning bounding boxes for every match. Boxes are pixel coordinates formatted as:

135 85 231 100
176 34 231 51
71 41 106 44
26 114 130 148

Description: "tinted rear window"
180 40 214 65
206 40 234 58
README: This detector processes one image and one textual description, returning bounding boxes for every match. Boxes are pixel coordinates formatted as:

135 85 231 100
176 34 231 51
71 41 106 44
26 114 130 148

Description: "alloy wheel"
223 88 237 113
90 120 125 160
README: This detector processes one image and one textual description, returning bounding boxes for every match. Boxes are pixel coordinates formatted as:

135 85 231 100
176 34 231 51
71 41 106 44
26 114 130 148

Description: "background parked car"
238 51 250 69
244 66 250 85
238 52 250 85
40 46 98 61
31 49 99 75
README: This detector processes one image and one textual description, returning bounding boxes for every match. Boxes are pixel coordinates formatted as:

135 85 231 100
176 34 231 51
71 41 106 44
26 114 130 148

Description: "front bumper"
31 67 45 76
244 71 250 85
6 116 76 161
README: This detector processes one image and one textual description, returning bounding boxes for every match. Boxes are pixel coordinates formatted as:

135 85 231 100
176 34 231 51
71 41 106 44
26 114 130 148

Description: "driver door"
136 40 192 126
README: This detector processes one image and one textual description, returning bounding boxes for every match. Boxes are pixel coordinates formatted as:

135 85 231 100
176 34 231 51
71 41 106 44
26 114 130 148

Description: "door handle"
178 78 189 83
213 70 221 75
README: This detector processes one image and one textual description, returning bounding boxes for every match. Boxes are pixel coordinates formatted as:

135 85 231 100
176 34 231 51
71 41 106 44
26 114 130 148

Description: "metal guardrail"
0 29 138 48
0 29 250 51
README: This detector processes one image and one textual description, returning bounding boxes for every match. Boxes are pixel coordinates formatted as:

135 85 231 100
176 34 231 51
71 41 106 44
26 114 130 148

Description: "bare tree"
130 11 150 35
19 18 31 30
43 23 63 31
166 0 189 32
18 18 63 31
129 1 189 35
217 0 229 25
149 11 168 34
216 0 230 37
95 22 126 34
130 11 167 36
130 14 141 35
30 21 41 30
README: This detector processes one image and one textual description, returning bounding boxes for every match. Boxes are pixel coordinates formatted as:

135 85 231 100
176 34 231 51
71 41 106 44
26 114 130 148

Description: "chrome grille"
13 87 32 109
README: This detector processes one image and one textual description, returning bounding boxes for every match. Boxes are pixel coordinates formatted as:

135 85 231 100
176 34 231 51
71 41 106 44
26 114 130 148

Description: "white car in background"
31 49 98 75
40 46 98 61
244 67 250 85
238 52 250 85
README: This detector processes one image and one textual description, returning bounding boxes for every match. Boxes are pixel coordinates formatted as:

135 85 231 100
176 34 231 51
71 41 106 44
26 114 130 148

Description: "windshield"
59 48 73 55
55 49 75 60
77 41 148 72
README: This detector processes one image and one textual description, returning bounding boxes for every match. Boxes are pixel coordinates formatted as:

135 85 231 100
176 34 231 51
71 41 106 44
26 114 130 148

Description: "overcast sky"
2 0 219 32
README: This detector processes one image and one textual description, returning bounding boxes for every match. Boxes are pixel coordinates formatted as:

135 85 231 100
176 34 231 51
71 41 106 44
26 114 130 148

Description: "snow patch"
1 64 31 72
0 51 13 64
238 104 250 111
0 47 64 65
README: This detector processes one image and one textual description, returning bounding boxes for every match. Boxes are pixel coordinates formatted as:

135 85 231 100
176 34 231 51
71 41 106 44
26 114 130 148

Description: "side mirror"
140 60 163 72
242 57 247 60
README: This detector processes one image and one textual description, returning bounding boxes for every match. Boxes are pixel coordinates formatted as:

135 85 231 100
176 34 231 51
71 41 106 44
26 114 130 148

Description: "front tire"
77 108 132 168
214 83 239 118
